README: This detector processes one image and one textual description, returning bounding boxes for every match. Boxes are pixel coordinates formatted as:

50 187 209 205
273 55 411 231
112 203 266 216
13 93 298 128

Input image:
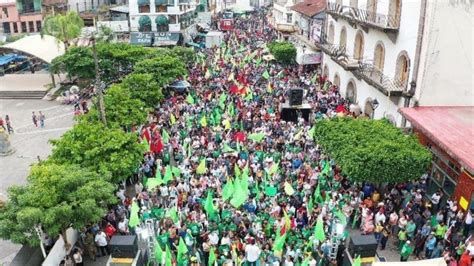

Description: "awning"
153 32 180 46
0 53 27 66
186 42 203 48
155 0 167 5
155 15 169 25
109 5 129 13
138 0 149 6
1 35 64 64
130 32 154 46
138 15 152 26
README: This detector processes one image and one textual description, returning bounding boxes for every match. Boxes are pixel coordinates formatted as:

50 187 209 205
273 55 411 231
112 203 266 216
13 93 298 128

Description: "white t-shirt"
375 213 386 225
431 193 441 205
245 244 261 262
95 232 108 247
466 213 473 225
73 252 82 263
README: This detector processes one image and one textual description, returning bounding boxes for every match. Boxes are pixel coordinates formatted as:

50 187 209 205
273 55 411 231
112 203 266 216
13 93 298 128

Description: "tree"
41 11 84 50
50 46 95 80
313 118 431 183
134 55 187 88
267 41 297 65
121 73 163 107
49 121 146 183
160 46 196 65
0 163 116 247
84 84 148 129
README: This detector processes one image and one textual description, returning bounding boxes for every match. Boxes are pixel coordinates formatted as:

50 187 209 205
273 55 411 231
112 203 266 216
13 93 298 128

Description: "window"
2 7 8 18
156 5 166 12
328 22 334 43
2 22 10 33
388 0 401 27
333 73 340 88
28 21 35 32
395 52 410 89
350 0 358 8
353 31 364 60
36 20 41 32
323 64 329 77
139 5 150 13
373 42 385 71
13 22 18 33
336 0 342 6
21 22 27 32
346 81 357 104
157 25 168 32
286 13 292 23
339 27 347 51
169 15 177 24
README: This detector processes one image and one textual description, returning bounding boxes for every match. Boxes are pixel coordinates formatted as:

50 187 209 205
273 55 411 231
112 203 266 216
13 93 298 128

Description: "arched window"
323 64 329 78
366 0 377 21
350 0 358 8
339 27 347 51
328 22 335 43
395 52 410 89
138 15 152 32
373 42 385 71
364 98 374 118
346 80 357 103
388 0 401 27
353 30 364 60
334 73 340 88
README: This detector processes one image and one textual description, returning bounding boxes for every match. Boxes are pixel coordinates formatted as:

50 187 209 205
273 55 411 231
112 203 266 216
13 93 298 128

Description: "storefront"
130 32 154 46
400 107 474 211
129 32 181 46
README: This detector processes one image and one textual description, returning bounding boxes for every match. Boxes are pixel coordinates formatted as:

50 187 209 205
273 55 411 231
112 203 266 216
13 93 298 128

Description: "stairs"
0 90 47 99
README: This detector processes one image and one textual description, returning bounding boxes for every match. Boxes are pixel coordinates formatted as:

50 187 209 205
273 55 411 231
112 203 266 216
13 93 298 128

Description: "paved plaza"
0 99 75 265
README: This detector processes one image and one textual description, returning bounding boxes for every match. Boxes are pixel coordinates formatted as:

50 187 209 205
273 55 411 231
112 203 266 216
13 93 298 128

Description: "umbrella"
168 80 191 93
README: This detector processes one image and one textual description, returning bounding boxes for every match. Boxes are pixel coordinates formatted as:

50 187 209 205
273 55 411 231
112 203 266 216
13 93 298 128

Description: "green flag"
227 102 235 117
200 115 207 127
166 206 179 224
307 195 314 214
164 165 173 183
172 166 181 178
165 245 172 266
308 125 316 140
269 162 279 175
234 164 241 178
155 240 163 264
352 255 361 266
204 190 216 218
196 159 207 174
301 256 311 266
230 178 247 208
147 178 162 190
272 231 287 253
335 209 347 225
208 246 216 266
186 94 195 104
248 132 265 142
141 137 150 151
262 70 270 80
129 201 140 228
314 216 326 242
223 143 235 153
314 183 323 203
222 178 235 201
219 93 227 110
177 237 188 263
162 129 170 144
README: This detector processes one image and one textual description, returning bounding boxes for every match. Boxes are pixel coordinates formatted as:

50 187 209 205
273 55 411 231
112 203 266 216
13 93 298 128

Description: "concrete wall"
322 0 422 125
415 0 474 106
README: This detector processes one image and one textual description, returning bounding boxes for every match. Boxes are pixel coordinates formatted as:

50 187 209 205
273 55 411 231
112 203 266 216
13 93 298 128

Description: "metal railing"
354 62 406 94
327 2 400 30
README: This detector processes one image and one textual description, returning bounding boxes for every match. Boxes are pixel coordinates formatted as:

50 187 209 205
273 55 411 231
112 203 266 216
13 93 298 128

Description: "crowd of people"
74 10 473 266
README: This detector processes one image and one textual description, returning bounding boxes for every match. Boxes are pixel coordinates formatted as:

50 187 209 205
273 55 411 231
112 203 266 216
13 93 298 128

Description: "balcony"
326 2 399 32
352 62 405 96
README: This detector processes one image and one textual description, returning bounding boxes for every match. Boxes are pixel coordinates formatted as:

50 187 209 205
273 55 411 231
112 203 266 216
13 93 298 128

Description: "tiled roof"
290 0 326 17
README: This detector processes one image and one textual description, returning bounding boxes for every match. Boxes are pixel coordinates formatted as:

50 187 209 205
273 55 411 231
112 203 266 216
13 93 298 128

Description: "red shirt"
459 253 472 266
105 224 116 238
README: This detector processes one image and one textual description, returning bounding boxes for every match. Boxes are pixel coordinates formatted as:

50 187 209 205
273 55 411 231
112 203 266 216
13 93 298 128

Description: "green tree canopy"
0 163 116 246
134 55 187 87
267 41 296 65
41 11 84 50
50 121 145 183
84 84 148 129
50 46 95 79
121 73 163 108
313 118 431 183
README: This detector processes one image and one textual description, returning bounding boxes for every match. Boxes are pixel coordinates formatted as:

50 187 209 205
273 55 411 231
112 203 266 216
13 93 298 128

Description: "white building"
320 0 420 126
320 0 473 126
271 0 297 39
128 0 199 38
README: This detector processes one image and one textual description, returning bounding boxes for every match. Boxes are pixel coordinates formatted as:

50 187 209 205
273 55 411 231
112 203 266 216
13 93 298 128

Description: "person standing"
400 240 413 261
94 230 109 257
39 111 45 128
5 115 13 134
244 238 261 266
32 112 38 127
464 210 472 237
72 248 83 266
458 250 472 266
84 232 97 261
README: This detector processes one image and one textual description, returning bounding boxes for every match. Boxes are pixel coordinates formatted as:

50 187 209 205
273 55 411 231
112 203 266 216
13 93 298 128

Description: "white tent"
372 258 447 266
2 35 65 64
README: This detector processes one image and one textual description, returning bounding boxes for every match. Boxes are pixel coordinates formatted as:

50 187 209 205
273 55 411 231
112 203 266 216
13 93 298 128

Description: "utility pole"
91 36 107 126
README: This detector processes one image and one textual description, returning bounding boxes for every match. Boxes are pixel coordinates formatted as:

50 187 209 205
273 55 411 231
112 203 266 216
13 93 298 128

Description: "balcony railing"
327 2 399 31
353 62 405 96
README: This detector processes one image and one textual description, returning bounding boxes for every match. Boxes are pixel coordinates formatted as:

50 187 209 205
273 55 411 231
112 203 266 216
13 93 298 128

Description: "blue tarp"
0 54 27 66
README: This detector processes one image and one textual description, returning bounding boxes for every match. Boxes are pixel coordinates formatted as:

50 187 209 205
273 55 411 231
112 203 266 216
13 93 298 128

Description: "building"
0 0 42 35
399 107 474 211
319 0 473 126
270 0 297 39
290 0 325 66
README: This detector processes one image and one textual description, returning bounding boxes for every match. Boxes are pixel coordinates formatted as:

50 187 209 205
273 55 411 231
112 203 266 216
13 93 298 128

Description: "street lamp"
370 98 379 119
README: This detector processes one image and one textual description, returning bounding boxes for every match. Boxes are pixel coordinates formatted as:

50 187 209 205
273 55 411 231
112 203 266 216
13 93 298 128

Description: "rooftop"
399 106 474 173
291 0 326 17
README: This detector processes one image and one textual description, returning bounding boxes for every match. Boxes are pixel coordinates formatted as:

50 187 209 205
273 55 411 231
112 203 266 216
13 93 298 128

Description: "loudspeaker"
348 235 377 258
289 89 304 106
109 235 138 258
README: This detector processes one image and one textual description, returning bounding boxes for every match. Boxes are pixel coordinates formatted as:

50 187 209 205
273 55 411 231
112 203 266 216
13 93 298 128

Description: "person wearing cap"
400 240 413 261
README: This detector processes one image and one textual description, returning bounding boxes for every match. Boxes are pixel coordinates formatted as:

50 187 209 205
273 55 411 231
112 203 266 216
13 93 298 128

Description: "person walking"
72 248 83 266
0 116 5 131
32 111 38 127
39 111 45 128
5 115 13 134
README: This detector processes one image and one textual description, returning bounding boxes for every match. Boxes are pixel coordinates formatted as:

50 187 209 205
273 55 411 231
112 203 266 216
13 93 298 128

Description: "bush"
313 118 432 183
267 41 297 65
